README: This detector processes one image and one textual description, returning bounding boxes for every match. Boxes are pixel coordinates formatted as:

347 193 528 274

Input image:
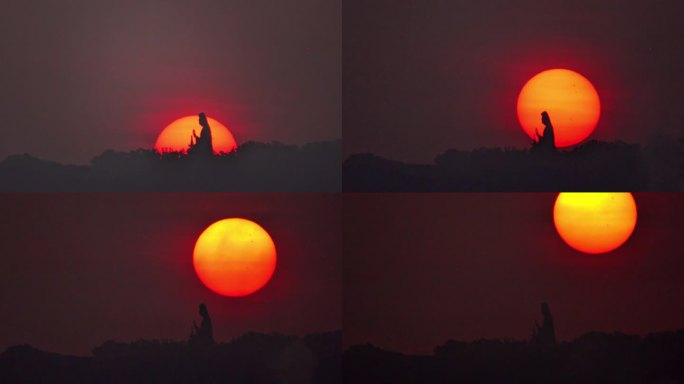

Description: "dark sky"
0 193 341 356
344 193 683 355
0 0 340 164
344 0 684 163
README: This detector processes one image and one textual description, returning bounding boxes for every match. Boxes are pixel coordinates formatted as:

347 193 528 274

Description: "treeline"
344 329 684 383
0 330 341 384
0 140 341 191
344 138 683 191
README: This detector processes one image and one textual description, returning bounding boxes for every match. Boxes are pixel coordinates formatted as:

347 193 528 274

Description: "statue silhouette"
189 303 214 347
531 302 557 349
531 111 557 154
188 112 214 156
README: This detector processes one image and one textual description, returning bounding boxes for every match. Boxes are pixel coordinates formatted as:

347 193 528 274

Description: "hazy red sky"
0 0 340 164
344 0 684 162
344 193 683 355
0 193 341 356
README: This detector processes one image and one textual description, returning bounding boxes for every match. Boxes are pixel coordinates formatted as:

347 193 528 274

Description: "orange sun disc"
193 218 277 297
517 69 601 147
154 115 237 154
553 192 637 254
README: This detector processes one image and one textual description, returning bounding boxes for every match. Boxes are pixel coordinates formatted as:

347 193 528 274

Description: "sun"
517 69 601 147
193 218 276 297
154 115 238 154
553 193 637 254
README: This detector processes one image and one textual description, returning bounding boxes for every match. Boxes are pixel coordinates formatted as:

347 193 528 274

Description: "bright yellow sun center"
553 192 637 254
193 218 276 297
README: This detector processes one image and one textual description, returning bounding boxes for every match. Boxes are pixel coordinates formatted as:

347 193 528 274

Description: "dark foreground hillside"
0 331 341 384
344 329 684 384
0 140 341 191
344 139 683 191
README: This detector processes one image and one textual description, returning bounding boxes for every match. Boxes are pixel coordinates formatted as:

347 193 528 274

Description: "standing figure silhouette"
532 111 557 154
188 112 214 156
531 302 556 349
189 303 214 347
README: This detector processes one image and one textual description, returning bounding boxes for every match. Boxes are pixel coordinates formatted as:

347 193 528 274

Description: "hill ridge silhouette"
344 328 684 383
344 138 683 191
0 139 341 191
0 330 341 384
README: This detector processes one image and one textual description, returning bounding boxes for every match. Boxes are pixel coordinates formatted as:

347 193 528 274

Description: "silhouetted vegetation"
0 140 341 191
0 330 341 384
345 304 683 383
344 329 684 383
344 138 683 191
